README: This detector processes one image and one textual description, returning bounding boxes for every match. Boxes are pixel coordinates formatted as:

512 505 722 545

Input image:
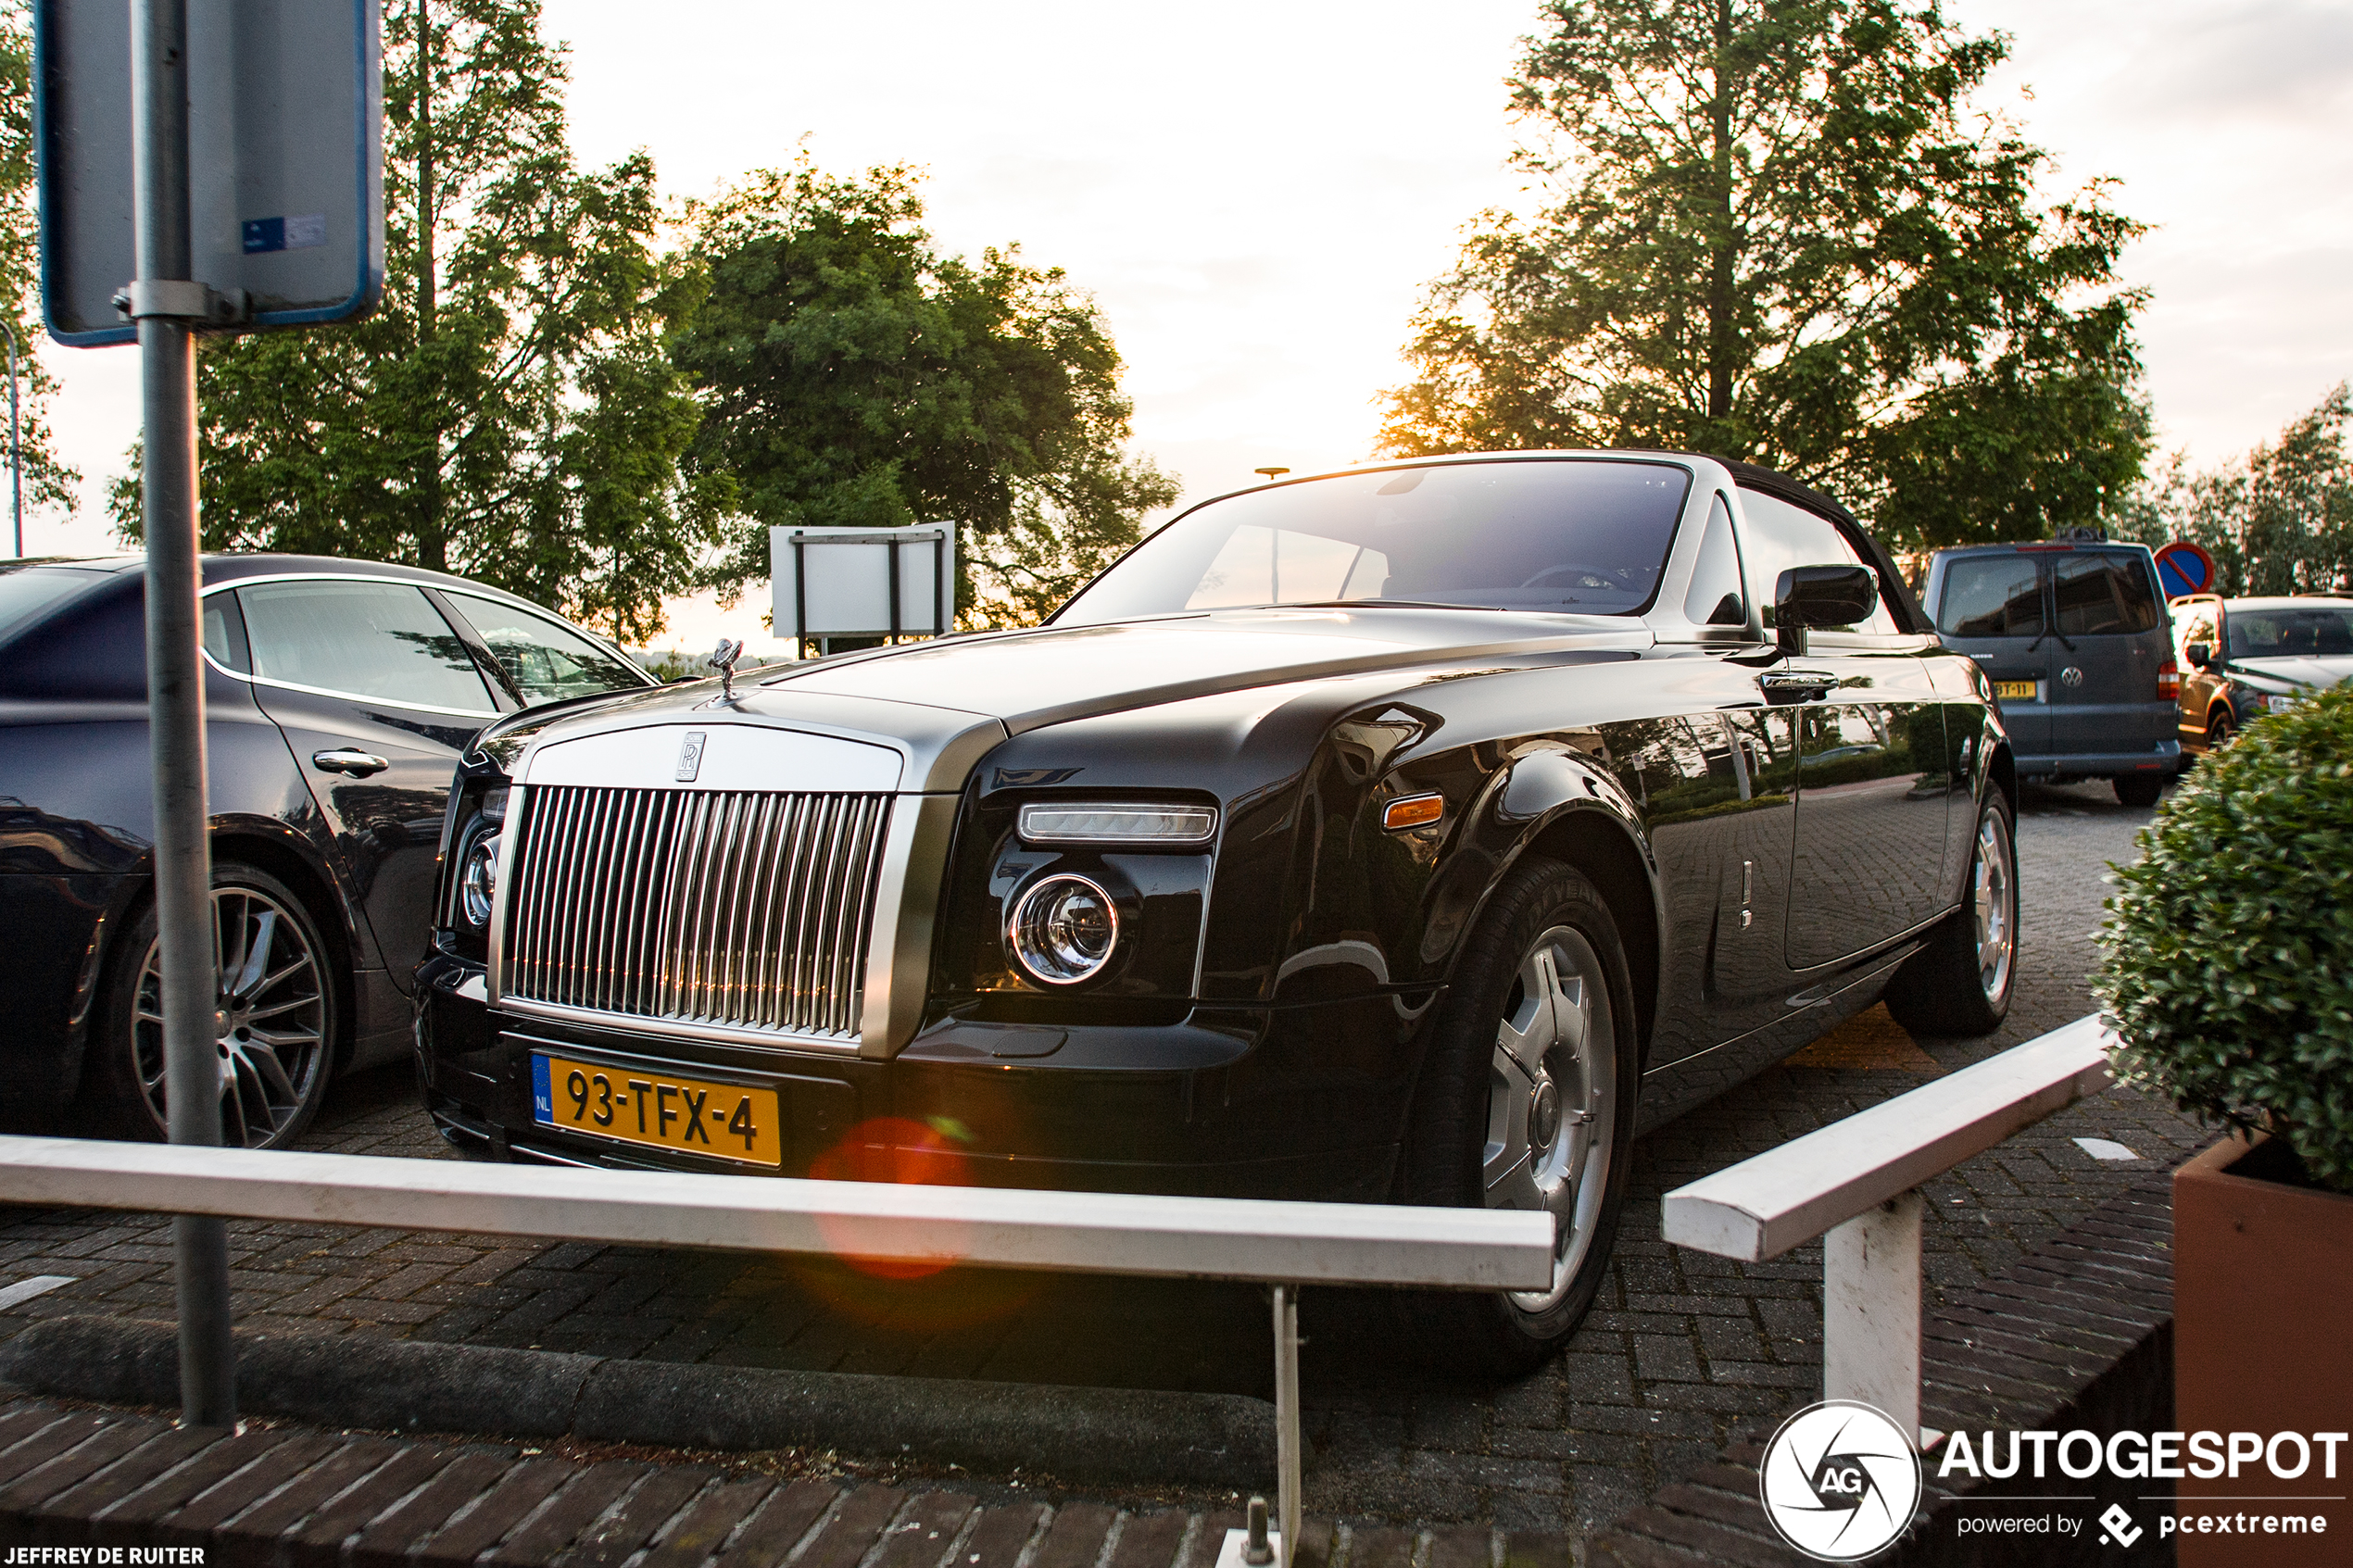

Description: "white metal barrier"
1661 1014 2117 1441
0 1135 1554 1568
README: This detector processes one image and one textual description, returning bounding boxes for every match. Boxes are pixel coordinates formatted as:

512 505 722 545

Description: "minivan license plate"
531 1053 783 1166
1993 680 2039 702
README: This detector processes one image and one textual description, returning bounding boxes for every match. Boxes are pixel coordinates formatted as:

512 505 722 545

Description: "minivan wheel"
2112 775 2164 809
1882 791 2017 1038
1391 858 1640 1376
87 863 338 1149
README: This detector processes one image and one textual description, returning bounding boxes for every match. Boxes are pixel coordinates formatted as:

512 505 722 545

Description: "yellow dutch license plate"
531 1052 783 1166
1993 680 2039 702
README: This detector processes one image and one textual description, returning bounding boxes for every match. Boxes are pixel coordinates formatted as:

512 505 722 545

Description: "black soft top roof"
1715 458 1931 635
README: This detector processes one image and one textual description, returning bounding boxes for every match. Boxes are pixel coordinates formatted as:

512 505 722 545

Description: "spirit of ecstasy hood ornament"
700 638 745 709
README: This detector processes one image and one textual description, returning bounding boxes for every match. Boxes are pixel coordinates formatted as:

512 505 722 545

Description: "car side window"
201 590 252 673
1680 494 1747 627
1738 489 1897 633
2053 553 2161 635
441 591 648 704
1937 557 2045 639
238 580 497 713
2179 609 2217 655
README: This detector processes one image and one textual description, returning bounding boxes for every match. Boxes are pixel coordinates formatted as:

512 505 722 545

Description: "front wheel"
1392 858 1640 1375
2206 709 2236 752
1881 791 2017 1037
86 863 339 1148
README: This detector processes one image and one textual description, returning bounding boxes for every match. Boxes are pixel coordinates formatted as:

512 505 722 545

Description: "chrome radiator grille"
502 786 894 1041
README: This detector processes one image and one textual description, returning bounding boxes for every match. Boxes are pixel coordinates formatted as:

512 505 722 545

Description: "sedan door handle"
311 748 390 778
1758 671 1837 703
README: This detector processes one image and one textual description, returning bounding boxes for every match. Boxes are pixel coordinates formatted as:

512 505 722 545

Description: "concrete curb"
0 1315 1275 1488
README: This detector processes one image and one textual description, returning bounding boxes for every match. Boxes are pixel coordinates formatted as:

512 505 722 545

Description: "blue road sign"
37 0 384 345
2155 541 2216 598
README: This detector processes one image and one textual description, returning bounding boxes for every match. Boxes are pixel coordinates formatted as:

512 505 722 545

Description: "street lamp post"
2 321 19 558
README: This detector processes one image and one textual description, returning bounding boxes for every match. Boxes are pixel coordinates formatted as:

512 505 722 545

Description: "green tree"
2112 385 2353 596
673 161 1175 629
1381 0 2151 550
112 0 727 641
0 0 82 529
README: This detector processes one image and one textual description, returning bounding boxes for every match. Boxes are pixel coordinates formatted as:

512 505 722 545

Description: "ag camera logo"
1759 1400 1923 1561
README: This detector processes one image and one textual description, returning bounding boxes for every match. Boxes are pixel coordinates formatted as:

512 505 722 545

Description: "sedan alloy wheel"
130 879 331 1148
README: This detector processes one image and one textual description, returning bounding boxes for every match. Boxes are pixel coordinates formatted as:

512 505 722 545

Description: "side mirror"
2184 643 2210 670
1773 565 1878 654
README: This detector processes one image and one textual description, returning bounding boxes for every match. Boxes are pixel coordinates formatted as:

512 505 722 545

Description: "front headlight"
1006 873 1120 985
460 833 502 929
449 786 508 935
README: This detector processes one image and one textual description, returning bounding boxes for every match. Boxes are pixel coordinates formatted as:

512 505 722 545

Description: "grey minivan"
1920 540 2180 806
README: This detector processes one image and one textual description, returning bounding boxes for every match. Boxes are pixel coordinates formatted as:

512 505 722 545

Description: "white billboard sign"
771 525 957 643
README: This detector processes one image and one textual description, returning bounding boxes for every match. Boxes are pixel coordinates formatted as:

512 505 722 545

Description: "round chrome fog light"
460 834 502 929
1006 874 1119 986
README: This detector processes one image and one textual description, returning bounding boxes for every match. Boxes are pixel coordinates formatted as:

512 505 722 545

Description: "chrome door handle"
1758 671 1837 702
311 748 389 778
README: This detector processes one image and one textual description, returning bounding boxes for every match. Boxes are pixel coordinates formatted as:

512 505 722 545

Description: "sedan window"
441 591 649 704
1055 458 1690 623
239 580 497 713
0 565 107 647
1740 489 1897 633
2227 606 2353 658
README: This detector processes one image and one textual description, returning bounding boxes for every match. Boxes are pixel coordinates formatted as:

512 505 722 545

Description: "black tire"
1391 857 1641 1376
2206 708 2235 751
2112 775 2164 809
1881 790 2017 1037
85 862 339 1148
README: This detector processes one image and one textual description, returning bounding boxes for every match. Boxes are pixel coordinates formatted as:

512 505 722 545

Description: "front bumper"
416 954 1428 1202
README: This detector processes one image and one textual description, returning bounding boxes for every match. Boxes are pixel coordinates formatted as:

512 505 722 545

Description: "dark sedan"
0 554 654 1148
417 453 2019 1372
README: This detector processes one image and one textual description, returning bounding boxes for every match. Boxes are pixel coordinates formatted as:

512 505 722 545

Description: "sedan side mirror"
2184 642 2210 670
1773 565 1879 654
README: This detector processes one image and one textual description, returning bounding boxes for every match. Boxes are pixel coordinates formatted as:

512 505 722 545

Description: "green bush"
2097 686 2353 1192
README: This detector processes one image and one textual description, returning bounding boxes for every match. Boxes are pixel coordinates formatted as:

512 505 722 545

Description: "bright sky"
21 0 2353 654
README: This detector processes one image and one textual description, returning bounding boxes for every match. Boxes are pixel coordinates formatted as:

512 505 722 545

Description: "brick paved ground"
0 780 2213 1545
0 1389 1573 1568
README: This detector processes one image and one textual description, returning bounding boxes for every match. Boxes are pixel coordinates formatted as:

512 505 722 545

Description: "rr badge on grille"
676 731 707 783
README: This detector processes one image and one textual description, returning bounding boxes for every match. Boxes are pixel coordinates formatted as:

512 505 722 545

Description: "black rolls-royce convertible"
416 452 2018 1370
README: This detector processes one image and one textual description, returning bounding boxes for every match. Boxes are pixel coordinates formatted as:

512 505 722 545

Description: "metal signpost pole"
131 0 234 1426
4 323 19 558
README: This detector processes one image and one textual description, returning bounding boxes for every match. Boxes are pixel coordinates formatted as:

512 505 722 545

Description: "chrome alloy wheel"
132 885 328 1148
1484 924 1618 1312
1971 809 2015 1004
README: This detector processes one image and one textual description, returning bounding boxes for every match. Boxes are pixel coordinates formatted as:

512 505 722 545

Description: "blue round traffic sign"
2155 541 2216 598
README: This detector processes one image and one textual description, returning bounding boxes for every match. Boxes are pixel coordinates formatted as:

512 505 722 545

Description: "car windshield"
1052 458 1692 625
2227 606 2353 659
0 564 110 647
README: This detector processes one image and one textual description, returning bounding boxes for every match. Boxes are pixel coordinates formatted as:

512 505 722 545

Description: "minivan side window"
2052 553 2161 635
1937 557 2045 639
1738 489 1896 633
